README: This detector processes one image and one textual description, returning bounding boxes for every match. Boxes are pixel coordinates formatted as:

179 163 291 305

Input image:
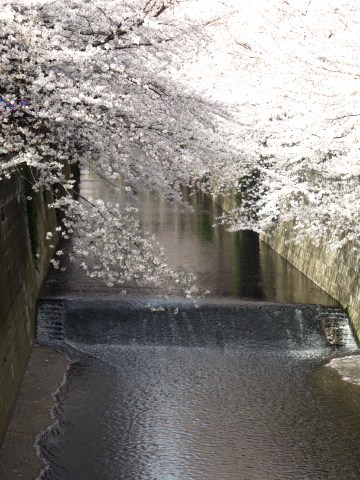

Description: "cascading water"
37 299 357 353
35 169 360 480
37 299 66 345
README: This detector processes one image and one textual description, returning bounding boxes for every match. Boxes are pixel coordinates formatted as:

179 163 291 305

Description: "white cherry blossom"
1 0 359 291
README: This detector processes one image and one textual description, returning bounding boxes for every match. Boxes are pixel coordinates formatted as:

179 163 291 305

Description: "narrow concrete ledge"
0 346 68 480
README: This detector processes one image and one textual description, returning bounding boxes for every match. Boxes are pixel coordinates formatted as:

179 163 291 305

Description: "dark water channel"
36 169 360 480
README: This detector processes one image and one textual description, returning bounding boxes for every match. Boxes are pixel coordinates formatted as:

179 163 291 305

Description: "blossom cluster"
1 0 359 293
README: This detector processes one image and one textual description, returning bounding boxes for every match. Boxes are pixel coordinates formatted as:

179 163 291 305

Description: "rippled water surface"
37 170 360 480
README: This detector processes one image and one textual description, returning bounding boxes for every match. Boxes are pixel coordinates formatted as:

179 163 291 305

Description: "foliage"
1 0 359 292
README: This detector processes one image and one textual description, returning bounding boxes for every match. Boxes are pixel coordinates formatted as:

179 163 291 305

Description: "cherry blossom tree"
0 0 225 294
174 0 360 249
1 0 359 291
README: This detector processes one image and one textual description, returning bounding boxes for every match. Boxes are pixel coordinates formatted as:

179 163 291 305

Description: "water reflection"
38 338 360 480
42 168 338 306
36 168 360 480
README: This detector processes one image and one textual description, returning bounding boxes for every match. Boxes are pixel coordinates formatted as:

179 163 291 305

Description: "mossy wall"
0 175 57 446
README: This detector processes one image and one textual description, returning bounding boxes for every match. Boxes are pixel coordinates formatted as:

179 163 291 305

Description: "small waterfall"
315 309 358 349
35 298 357 353
36 299 66 345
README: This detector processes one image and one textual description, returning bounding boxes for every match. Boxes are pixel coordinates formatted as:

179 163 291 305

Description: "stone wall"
0 175 57 446
259 171 360 340
215 177 360 340
261 227 360 340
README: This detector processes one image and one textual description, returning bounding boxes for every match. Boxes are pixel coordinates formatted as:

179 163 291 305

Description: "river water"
36 169 360 480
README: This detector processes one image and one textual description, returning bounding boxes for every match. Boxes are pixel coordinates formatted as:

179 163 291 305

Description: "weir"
29 169 360 480
35 297 360 480
37 298 356 352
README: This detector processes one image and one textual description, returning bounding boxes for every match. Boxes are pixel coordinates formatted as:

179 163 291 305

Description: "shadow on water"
36 169 360 480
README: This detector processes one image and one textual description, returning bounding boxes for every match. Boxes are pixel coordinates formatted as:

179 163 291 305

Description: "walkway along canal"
35 169 360 480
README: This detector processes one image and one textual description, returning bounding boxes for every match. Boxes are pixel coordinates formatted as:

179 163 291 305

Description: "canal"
36 169 360 479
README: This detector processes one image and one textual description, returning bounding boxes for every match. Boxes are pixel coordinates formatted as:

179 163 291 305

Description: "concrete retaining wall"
216 178 360 340
259 171 360 339
0 175 57 446
261 227 360 340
